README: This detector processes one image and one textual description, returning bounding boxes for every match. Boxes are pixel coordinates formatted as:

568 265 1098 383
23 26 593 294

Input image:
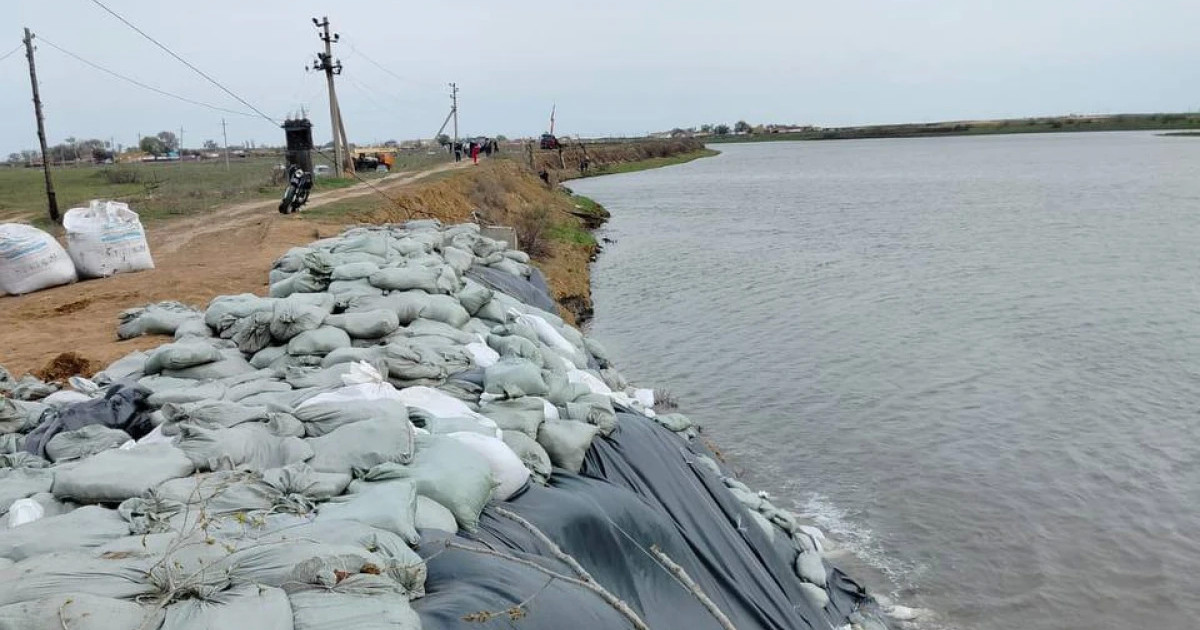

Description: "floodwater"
570 132 1200 630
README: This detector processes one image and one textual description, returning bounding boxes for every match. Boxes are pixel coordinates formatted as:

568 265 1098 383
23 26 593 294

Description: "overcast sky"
2 0 1199 152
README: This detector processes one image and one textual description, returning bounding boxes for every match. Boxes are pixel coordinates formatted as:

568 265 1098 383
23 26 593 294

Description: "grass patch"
581 148 719 178
547 221 597 247
569 194 608 218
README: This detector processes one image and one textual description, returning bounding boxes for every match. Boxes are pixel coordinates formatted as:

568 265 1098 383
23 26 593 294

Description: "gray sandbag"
543 372 592 405
359 435 493 531
92 351 148 385
289 590 421 630
380 339 472 383
251 345 290 369
176 423 312 472
269 271 328 298
502 430 552 482
227 310 273 353
0 468 53 514
163 584 293 630
287 327 351 356
325 310 400 339
224 541 384 589
442 246 474 273
368 266 444 293
486 333 545 366
536 420 600 473
271 299 327 342
317 480 419 545
143 340 222 374
174 317 214 340
51 444 194 503
479 397 546 437
226 379 293 403
327 279 383 299
116 301 201 340
319 347 385 369
455 279 494 315
44 425 130 462
160 400 268 435
0 434 23 455
414 494 457 533
373 291 469 328
253 520 421 584
583 337 612 367
565 394 617 436
264 413 306 438
0 593 160 630
421 416 495 436
0 552 158 607
392 318 478 345
294 398 408 438
795 550 828 588
0 398 44 434
262 464 351 503
282 364 357 389
654 412 694 433
162 353 255 380
23 384 152 458
204 293 275 332
333 233 389 257
503 249 531 264
331 261 380 281
0 506 129 561
490 257 530 278
155 471 279 516
147 381 228 407
306 418 414 475
484 358 549 397
0 452 48 469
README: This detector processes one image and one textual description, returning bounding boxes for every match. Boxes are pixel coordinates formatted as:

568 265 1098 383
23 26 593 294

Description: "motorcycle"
278 164 313 214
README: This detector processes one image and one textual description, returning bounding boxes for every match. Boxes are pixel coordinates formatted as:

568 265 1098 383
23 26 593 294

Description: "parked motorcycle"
278 164 313 214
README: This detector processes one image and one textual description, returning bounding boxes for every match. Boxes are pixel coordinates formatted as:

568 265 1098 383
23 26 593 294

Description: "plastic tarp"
465 265 557 314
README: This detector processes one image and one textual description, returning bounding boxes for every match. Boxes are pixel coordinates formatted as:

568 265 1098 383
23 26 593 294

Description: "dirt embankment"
529 138 706 181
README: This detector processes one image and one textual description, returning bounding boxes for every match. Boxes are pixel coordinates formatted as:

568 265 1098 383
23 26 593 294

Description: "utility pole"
221 118 230 171
178 125 184 161
312 16 352 177
23 28 58 224
450 82 459 152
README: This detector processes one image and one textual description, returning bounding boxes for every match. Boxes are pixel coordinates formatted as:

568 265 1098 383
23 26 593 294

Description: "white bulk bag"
62 200 154 278
0 223 77 295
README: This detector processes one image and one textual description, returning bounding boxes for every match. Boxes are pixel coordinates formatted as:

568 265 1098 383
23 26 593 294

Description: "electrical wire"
345 42 441 92
86 0 280 125
37 36 257 117
0 44 23 64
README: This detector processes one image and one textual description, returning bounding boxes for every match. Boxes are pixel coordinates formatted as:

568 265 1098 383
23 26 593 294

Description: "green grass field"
0 150 448 227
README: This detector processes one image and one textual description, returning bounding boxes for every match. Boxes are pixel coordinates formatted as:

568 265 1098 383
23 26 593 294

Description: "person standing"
470 141 480 165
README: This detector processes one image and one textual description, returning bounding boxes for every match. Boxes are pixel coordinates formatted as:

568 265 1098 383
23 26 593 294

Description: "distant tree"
140 135 166 156
203 139 219 150
156 130 179 151
76 139 106 161
6 153 21 164
436 133 451 147
20 149 37 163
700 124 713 133
495 134 508 142
734 120 752 134
714 124 731 135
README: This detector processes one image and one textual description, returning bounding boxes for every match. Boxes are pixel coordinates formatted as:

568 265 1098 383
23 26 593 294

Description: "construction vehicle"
352 147 396 172
539 104 560 149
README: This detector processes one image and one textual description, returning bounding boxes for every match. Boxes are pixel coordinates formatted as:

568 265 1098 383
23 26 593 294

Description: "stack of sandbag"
0 220 857 630
0 223 77 295
62 200 154 278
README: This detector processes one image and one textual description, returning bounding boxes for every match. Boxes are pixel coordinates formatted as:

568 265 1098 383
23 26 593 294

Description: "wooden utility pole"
23 28 58 223
313 16 352 177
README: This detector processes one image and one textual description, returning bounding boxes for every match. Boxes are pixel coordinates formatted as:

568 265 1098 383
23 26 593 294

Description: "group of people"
452 137 500 164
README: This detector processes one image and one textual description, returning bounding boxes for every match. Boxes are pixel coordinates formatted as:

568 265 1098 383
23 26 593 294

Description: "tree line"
6 130 226 165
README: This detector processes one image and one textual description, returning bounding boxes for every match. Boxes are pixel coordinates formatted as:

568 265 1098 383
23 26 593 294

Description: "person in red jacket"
470 141 480 164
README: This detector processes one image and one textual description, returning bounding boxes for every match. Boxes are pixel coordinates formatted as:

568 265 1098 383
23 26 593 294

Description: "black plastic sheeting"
22 385 153 457
466 265 558 315
414 413 877 629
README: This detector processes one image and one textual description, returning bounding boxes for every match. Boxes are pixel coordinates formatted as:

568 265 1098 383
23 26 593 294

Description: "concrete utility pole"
23 28 58 224
313 17 352 177
221 118 230 171
178 125 184 161
450 82 459 151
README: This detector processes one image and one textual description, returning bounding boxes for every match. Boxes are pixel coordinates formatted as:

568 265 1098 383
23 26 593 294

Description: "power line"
0 44 23 64
37 37 258 118
346 42 440 91
86 0 279 125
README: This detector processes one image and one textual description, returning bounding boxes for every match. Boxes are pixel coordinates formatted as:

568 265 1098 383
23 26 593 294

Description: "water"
569 132 1200 630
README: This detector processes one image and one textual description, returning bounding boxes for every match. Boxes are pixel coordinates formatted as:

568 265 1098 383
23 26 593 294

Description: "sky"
2 0 1199 153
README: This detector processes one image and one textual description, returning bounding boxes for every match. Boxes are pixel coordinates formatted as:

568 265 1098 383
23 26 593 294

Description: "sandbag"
480 397 546 437
484 358 549 397
0 552 157 606
161 353 255 380
0 506 129 561
289 590 421 630
501 430 553 482
117 301 199 340
163 584 293 630
51 444 194 503
415 495 458 533
325 310 400 339
287 327 351 356
0 468 53 515
536 420 600 473
43 425 130 462
271 299 327 342
360 435 493 531
294 398 409 438
0 593 159 630
176 423 312 472
318 480 419 545
445 431 529 501
262 464 351 503
331 261 380 281
0 223 77 295
143 340 223 374
455 280 493 315
174 317 213 340
486 333 545 366
368 266 445 293
23 385 152 458
306 417 415 475
227 310 273 354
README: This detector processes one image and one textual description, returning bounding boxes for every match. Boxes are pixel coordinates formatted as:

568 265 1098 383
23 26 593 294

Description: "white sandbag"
464 341 499 368
62 200 153 278
795 550 828 588
515 312 586 367
566 369 613 395
394 386 487 423
445 431 529 501
4 498 44 528
0 223 77 294
51 444 194 503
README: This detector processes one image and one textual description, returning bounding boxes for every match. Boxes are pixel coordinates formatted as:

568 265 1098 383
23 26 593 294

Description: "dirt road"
0 161 465 377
